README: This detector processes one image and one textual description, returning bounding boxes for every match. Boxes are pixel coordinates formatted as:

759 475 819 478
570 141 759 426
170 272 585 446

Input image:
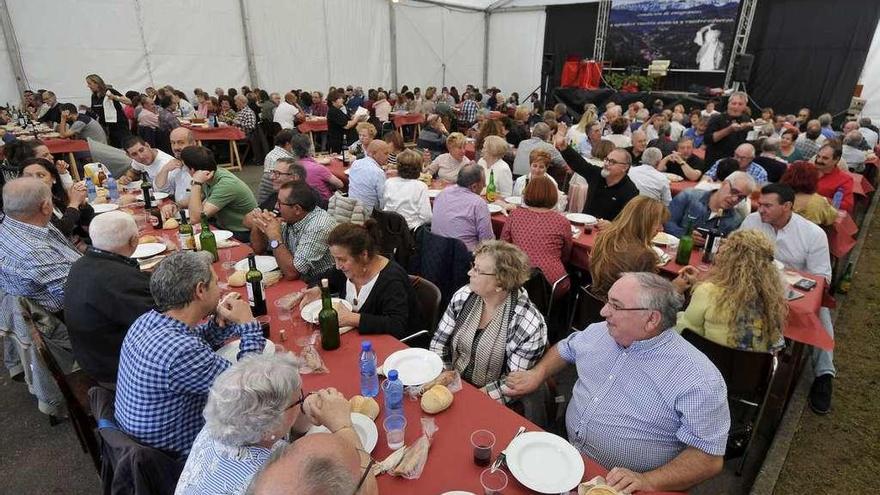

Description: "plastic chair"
680 329 779 475
400 276 442 349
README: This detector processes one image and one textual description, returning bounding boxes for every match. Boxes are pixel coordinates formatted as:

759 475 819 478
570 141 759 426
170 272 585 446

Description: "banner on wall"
607 0 742 71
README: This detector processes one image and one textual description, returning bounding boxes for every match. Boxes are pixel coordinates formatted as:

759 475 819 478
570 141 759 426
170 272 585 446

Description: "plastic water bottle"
831 187 844 209
383 369 404 417
359 341 379 398
84 177 96 203
106 173 119 203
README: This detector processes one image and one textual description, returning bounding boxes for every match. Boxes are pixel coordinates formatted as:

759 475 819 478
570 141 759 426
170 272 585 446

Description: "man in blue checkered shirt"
505 273 729 493
114 251 265 456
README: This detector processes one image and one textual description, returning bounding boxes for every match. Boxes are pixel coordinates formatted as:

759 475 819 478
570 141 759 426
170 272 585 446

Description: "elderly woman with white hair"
232 94 257 134
477 135 514 197
175 353 354 495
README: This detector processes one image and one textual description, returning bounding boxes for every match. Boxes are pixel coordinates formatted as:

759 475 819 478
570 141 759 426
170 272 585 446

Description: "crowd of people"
0 75 874 495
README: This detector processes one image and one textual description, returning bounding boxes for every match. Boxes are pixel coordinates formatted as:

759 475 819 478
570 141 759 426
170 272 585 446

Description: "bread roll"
421 370 456 391
583 487 619 495
420 385 453 414
349 395 380 420
163 218 179 229
227 271 247 287
138 235 158 244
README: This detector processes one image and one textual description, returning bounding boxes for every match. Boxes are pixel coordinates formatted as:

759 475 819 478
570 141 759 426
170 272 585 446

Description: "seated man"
183 145 258 241
57 103 107 144
155 127 195 207
416 114 449 156
794 119 826 160
657 138 705 181
63 211 154 387
114 251 263 456
628 147 672 206
258 129 296 203
513 123 565 177
704 143 767 184
0 178 81 313
555 123 640 224
348 140 389 214
752 137 789 183
251 182 337 284
121 135 175 186
504 272 728 493
665 171 755 242
426 131 474 183
431 164 493 251
814 143 854 213
246 158 325 219
646 122 676 157
741 183 835 414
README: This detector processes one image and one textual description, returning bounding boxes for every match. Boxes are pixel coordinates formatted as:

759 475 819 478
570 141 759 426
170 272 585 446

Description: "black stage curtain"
543 3 599 93
746 0 880 116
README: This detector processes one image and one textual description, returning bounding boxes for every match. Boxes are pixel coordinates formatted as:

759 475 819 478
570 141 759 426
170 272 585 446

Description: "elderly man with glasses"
664 170 756 243
504 272 729 494
703 143 767 184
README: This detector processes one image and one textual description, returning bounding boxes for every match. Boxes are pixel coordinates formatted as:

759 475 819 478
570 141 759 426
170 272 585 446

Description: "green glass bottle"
486 169 497 202
246 253 267 316
836 262 854 294
199 214 218 262
178 209 195 250
318 278 340 350
675 218 695 265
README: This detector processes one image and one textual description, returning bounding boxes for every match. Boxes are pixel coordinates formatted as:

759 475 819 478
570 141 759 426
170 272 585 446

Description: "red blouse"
500 208 573 295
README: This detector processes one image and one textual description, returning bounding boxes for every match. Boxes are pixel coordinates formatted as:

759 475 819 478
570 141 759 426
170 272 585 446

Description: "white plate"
124 180 142 189
505 432 584 494
234 256 279 274
151 191 169 200
211 230 234 242
216 339 275 362
652 246 671 265
565 213 597 225
504 196 522 206
382 348 443 386
651 232 678 246
91 203 119 214
132 243 166 259
307 413 378 453
300 298 353 324
488 203 503 214
665 173 684 182
427 189 442 198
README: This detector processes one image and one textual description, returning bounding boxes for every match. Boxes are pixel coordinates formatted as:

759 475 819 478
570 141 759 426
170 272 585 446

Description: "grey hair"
2 177 51 218
641 147 663 167
457 163 484 188
90 211 138 251
299 456 358 494
729 91 748 103
844 130 863 146
761 137 781 154
150 251 214 311
818 113 832 126
636 108 650 120
290 133 313 159
275 157 307 181
736 142 756 158
532 122 552 141
859 117 872 126
724 170 757 191
622 272 683 331
204 353 301 446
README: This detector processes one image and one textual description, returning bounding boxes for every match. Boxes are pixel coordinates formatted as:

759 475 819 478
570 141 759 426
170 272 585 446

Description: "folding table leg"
68 152 81 181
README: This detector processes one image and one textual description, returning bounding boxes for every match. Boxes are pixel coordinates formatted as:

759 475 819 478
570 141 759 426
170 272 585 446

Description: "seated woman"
477 135 514 197
677 229 787 351
779 128 804 163
20 157 93 250
474 118 507 161
501 176 572 297
299 222 418 339
217 96 237 125
512 149 567 210
349 122 375 160
590 196 695 300
425 131 471 183
417 114 450 157
383 130 405 169
430 240 547 404
780 161 838 226
507 106 531 148
383 149 431 230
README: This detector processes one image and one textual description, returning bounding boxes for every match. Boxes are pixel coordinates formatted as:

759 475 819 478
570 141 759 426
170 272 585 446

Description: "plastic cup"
471 429 496 467
480 468 508 495
383 415 407 450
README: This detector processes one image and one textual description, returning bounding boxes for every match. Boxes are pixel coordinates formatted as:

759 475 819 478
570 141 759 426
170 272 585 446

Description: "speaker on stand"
732 53 754 83
541 53 554 106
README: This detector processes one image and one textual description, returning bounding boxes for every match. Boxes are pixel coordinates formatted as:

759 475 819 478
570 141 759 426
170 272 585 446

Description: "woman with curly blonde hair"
677 229 788 351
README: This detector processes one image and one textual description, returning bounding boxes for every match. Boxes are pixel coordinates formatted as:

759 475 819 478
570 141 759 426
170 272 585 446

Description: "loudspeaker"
542 53 555 76
732 53 754 83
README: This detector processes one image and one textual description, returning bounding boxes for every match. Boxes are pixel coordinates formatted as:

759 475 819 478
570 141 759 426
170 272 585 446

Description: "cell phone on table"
793 278 817 291
785 289 805 301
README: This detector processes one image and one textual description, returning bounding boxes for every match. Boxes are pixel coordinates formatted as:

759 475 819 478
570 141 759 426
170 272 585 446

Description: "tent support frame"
724 0 759 90
238 0 259 88
0 0 29 95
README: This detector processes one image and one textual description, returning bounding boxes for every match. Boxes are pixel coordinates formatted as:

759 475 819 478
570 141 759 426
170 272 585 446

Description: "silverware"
490 426 526 473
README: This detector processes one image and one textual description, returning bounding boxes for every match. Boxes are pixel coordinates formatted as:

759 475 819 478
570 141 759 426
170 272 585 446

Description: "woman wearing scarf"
86 74 131 147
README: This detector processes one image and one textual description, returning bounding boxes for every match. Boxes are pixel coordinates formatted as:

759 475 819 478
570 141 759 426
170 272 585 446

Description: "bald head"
366 140 390 166
2 177 52 223
248 434 362 495
170 127 196 158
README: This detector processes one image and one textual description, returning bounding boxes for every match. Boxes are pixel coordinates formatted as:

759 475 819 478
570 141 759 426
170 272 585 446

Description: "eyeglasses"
728 187 749 201
603 157 629 167
734 154 752 160
469 260 496 276
287 390 312 414
271 170 295 178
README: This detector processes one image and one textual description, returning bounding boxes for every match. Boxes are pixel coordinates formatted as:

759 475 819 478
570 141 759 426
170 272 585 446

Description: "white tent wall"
858 20 880 121
394 3 485 90
0 19 19 106
487 9 546 99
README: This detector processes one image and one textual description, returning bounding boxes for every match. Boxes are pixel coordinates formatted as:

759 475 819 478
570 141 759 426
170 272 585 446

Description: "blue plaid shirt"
0 217 80 312
114 310 264 456
704 160 768 183
460 100 478 124
558 323 729 472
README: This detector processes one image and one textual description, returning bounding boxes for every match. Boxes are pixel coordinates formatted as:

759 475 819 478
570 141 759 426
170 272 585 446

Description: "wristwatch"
269 239 280 250
190 180 204 187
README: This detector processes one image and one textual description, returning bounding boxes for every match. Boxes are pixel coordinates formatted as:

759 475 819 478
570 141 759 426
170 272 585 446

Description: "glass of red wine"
471 429 496 467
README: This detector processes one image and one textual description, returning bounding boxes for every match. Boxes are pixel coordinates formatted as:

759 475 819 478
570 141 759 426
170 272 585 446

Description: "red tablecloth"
827 210 858 258
42 138 90 154
392 113 425 128
326 157 349 185
298 118 328 133
186 125 246 142
670 180 699 196
849 170 874 199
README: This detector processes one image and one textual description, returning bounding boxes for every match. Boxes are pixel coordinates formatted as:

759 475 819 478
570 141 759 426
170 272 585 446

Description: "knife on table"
490 426 526 473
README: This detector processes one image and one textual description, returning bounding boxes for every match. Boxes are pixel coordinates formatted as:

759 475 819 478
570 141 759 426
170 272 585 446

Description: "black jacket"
64 247 155 383
561 147 640 221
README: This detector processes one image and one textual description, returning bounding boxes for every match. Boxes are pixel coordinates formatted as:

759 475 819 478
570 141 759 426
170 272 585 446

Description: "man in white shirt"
669 113 687 141
628 147 672 205
348 140 389 215
121 135 174 185
858 117 879 149
273 93 301 130
155 127 195 206
740 183 835 415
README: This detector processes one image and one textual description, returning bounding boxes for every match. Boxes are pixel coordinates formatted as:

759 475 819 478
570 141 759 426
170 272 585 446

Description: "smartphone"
794 278 817 291
785 289 805 301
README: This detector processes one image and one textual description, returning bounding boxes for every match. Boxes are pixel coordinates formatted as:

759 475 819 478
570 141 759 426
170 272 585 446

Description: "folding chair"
400 276 442 349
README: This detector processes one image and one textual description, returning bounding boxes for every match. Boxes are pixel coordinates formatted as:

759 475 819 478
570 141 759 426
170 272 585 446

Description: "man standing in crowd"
703 92 753 166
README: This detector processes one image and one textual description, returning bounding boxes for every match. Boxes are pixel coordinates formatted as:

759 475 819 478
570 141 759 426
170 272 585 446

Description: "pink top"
501 207 573 294
300 157 336 200
137 108 159 129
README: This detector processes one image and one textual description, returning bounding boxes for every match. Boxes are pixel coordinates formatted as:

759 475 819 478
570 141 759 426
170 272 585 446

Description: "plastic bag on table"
577 476 624 495
295 331 329 374
374 417 438 480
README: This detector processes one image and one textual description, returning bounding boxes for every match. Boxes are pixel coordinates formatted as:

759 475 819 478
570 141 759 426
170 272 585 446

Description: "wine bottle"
486 169 497 202
141 175 154 208
246 253 267 316
318 278 340 350
177 209 195 250
199 214 218 262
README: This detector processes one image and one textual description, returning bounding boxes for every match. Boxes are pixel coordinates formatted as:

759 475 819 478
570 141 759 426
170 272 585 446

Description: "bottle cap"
361 340 372 351
388 369 398 381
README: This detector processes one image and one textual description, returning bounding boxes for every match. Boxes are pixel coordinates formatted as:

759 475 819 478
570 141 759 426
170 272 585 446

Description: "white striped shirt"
558 323 729 472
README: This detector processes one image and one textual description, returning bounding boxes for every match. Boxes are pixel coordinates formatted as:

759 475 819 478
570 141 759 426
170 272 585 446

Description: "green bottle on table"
675 218 695 265
318 278 340 350
486 169 497 202
199 214 219 262
178 209 195 250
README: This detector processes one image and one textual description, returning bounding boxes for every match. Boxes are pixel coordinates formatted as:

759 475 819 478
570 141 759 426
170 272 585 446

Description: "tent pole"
483 11 490 89
237 0 259 88
132 0 156 87
389 1 398 91
0 0 27 95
